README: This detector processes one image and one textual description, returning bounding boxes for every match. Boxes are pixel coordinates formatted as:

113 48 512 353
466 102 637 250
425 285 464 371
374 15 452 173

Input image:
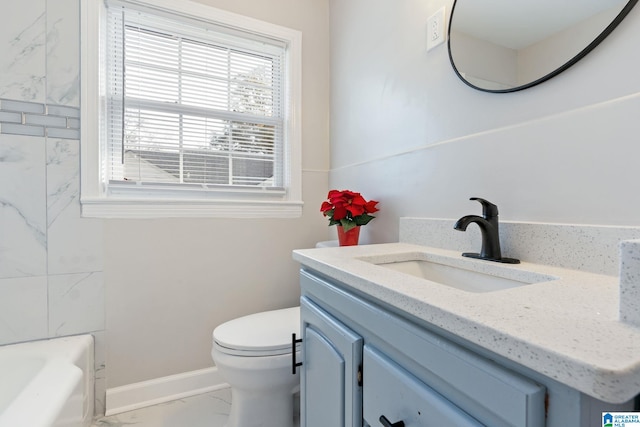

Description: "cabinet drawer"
364 345 484 427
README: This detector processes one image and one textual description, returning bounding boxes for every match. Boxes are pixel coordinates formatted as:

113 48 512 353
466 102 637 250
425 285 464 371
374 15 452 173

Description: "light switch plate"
427 6 446 51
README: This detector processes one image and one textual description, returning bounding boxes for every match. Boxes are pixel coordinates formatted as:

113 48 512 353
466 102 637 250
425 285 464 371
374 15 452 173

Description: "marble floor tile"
91 388 301 427
91 389 231 427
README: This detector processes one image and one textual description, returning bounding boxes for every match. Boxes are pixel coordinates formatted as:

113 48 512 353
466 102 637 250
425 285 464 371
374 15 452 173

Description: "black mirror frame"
447 0 639 93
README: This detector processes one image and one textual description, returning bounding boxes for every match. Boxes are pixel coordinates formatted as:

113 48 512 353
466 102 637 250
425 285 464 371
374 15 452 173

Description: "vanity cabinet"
299 268 548 427
300 297 362 427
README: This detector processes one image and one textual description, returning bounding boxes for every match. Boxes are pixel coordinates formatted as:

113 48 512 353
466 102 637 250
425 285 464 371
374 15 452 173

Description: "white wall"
329 0 640 245
104 0 331 388
5 0 637 404
0 0 330 405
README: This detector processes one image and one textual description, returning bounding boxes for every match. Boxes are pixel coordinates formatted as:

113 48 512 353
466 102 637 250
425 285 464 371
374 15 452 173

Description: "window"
81 0 302 218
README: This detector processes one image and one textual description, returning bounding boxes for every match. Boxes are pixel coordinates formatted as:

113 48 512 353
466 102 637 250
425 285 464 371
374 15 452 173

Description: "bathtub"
0 335 94 427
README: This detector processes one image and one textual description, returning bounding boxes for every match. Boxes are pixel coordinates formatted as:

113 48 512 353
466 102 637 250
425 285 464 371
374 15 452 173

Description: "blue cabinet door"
301 296 363 427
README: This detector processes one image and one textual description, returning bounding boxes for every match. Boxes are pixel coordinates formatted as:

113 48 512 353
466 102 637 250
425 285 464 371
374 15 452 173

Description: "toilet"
211 241 336 427
212 306 301 427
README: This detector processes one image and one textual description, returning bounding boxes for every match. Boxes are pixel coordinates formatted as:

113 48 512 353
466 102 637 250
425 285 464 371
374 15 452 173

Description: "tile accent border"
0 98 80 139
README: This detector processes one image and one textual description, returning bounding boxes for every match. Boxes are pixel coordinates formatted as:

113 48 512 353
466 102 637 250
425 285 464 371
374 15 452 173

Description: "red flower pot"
337 225 360 246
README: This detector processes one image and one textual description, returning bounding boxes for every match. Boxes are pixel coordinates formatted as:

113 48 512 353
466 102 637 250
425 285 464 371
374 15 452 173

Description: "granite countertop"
293 242 640 404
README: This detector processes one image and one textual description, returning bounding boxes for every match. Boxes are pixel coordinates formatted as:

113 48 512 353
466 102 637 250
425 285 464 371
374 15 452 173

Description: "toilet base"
211 306 301 427
225 387 297 427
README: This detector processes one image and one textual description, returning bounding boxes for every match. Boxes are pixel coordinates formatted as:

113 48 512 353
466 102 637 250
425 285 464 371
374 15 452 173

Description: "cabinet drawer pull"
291 333 302 374
379 415 405 427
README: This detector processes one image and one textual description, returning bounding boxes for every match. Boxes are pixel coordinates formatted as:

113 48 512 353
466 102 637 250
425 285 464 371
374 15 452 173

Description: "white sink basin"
368 256 557 293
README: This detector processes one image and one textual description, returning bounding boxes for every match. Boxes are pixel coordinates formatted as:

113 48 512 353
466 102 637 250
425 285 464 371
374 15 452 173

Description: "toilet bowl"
211 240 337 427
212 306 301 427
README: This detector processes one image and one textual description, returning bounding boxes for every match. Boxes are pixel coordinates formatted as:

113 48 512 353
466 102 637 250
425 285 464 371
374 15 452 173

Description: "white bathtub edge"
105 367 228 416
0 334 94 427
0 359 82 427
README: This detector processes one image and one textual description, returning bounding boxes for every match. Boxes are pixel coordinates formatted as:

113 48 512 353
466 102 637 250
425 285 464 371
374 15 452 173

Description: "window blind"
104 1 286 192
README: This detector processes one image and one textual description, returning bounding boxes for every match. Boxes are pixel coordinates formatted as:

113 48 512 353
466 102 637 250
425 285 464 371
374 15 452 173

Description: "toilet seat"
213 306 300 357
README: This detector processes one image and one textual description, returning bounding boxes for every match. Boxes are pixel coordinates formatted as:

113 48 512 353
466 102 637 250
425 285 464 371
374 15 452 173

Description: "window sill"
80 197 304 219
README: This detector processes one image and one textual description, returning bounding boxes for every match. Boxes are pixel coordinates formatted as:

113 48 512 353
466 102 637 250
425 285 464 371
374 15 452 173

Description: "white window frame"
80 0 302 218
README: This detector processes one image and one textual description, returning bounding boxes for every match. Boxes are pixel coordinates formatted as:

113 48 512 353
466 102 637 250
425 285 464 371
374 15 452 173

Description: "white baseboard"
105 367 228 416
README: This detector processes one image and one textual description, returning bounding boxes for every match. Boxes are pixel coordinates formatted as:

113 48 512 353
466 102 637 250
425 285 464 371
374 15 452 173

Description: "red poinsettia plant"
320 189 379 232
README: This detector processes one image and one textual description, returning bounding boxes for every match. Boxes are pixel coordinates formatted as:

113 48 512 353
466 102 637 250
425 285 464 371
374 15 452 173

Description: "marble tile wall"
0 0 106 415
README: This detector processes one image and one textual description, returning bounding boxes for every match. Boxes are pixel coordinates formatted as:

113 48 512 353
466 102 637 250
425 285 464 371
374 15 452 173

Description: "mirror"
447 0 638 92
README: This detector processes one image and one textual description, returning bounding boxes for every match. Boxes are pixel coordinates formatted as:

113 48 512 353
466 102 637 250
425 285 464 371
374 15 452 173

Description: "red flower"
320 189 379 231
364 200 379 213
320 201 333 213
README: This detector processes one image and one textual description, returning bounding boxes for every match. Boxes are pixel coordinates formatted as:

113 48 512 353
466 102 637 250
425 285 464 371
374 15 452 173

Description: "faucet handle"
470 197 499 219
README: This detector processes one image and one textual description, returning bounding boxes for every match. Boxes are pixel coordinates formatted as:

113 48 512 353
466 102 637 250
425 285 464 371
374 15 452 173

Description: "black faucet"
453 197 519 264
